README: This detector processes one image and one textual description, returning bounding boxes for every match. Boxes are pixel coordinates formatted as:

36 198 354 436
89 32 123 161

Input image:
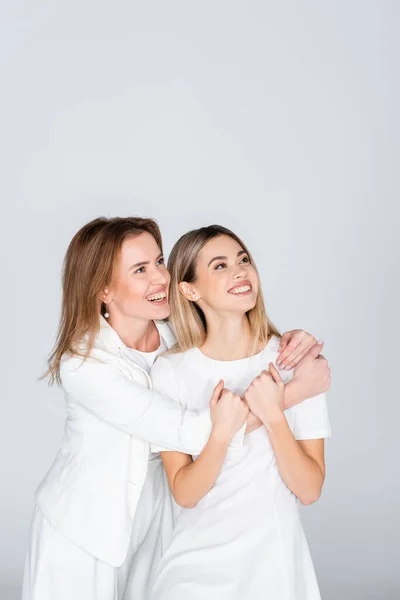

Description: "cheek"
117 277 147 303
203 274 230 304
249 268 259 290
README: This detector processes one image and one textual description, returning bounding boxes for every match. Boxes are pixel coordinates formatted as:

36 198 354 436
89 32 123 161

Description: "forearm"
263 412 325 504
167 431 230 508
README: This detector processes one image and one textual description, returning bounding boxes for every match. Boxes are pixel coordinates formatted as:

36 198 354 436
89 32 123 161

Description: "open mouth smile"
227 283 253 296
146 290 168 304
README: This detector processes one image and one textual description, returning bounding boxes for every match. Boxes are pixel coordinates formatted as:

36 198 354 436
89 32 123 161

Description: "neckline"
192 336 275 364
126 340 164 356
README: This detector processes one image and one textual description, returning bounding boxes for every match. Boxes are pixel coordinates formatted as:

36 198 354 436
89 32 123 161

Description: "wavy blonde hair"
168 225 280 354
43 216 163 385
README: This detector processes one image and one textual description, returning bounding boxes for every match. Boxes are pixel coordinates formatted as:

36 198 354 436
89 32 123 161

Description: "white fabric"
23 457 173 600
125 338 167 373
34 317 222 566
150 335 331 600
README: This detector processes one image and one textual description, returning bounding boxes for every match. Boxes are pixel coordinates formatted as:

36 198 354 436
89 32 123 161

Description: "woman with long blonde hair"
22 217 328 600
150 225 331 600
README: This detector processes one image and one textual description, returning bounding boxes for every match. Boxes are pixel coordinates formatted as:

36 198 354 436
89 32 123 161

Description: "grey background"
1 2 399 599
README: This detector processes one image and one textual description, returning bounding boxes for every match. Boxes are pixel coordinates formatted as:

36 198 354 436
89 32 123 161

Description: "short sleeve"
287 393 331 440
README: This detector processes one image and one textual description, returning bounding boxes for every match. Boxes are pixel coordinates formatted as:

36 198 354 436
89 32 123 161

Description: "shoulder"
266 334 281 353
262 335 293 384
59 345 123 393
150 348 195 393
151 349 192 377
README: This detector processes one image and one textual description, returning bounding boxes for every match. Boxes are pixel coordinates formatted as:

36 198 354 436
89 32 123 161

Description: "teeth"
147 292 166 301
229 285 251 294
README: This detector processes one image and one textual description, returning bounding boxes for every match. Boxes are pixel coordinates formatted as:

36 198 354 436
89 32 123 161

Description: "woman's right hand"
209 380 249 443
243 364 285 431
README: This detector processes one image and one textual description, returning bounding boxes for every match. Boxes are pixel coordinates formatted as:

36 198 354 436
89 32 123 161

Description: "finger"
279 333 319 368
276 330 305 365
285 341 324 369
269 362 283 384
278 331 293 354
210 379 224 407
277 339 305 367
283 346 310 370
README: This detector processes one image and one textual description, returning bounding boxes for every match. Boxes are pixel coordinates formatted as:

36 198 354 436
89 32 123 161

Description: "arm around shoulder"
60 353 213 454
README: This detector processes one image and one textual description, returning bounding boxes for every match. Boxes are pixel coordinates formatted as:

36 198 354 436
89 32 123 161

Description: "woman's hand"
243 364 285 431
277 329 321 370
209 380 249 443
283 343 331 409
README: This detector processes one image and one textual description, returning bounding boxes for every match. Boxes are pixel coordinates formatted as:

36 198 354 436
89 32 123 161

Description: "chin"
224 302 255 316
149 304 171 320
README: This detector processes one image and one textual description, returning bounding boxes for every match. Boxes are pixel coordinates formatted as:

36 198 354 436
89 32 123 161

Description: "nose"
151 266 168 286
233 264 246 279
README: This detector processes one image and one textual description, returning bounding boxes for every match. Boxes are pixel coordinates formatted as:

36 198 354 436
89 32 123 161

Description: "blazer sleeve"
60 354 243 455
149 356 246 453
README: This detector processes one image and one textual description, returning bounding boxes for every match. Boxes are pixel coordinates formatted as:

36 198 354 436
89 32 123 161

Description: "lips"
228 282 252 295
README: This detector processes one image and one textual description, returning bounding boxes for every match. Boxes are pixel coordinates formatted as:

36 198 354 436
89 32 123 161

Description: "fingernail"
317 339 324 345
276 359 281 365
278 363 285 370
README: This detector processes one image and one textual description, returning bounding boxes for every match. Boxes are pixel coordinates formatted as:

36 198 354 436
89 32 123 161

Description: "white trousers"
22 459 174 600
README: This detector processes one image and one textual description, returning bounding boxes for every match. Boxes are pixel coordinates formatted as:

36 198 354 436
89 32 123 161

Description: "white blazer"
35 317 226 566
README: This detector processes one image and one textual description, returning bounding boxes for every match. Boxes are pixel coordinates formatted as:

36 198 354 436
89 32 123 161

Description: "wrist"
210 425 233 446
283 381 302 410
260 406 285 432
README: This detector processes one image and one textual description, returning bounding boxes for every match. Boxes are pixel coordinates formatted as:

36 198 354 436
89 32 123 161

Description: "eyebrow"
207 250 247 267
129 252 163 270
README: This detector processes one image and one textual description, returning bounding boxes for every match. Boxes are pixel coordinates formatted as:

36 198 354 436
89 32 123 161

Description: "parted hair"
167 224 280 354
43 216 163 385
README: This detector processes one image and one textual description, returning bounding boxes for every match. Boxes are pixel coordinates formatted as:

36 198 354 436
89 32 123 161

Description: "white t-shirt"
125 339 168 374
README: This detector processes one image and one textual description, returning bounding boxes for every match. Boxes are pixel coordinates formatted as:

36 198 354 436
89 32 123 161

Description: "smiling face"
180 234 259 316
104 231 171 321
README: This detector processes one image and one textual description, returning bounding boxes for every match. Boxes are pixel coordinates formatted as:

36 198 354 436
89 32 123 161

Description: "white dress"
150 336 331 600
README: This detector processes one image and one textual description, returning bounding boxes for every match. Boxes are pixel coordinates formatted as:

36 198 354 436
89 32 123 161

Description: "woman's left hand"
277 329 321 370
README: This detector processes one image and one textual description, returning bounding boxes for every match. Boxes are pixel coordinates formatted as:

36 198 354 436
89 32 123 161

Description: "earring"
102 302 110 318
193 296 199 301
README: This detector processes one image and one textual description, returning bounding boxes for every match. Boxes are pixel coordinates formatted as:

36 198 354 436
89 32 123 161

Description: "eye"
157 257 165 266
135 267 145 274
240 256 249 264
214 262 227 270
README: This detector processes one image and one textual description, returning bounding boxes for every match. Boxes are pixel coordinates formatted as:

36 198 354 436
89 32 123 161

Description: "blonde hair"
44 216 163 385
168 225 280 354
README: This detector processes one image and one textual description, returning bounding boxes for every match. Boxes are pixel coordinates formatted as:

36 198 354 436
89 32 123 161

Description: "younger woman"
150 225 331 600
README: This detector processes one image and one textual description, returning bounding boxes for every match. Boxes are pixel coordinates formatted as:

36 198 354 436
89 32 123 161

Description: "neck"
200 311 255 360
107 313 159 351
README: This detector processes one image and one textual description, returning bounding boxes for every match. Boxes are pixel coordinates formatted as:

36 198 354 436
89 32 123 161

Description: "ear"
179 281 200 302
99 288 112 304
